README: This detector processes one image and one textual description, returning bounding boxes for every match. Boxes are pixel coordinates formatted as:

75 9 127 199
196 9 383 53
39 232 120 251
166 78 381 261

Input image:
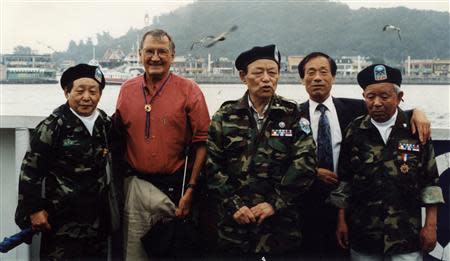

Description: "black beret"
235 44 281 71
60 63 105 90
357 64 402 89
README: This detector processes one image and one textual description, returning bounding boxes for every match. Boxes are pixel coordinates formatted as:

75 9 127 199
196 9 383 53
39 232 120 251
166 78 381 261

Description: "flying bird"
383 24 402 41
190 25 238 50
190 36 215 50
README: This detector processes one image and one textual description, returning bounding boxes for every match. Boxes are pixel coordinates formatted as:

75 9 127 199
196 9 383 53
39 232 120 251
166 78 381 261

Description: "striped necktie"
317 104 333 171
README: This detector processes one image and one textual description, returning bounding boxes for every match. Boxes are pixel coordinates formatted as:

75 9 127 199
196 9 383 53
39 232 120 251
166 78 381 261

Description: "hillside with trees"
54 0 450 65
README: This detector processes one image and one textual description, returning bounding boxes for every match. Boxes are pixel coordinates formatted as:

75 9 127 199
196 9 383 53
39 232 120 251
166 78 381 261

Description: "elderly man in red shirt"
114 29 210 260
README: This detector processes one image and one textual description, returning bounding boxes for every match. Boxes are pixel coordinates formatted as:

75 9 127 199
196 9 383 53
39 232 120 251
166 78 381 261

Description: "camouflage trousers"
40 232 107 261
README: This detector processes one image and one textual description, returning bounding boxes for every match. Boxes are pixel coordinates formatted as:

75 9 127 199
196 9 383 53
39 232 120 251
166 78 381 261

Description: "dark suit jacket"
298 97 366 257
299 97 367 135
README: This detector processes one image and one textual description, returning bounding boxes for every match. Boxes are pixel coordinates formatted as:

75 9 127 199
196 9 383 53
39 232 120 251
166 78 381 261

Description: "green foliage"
57 0 450 64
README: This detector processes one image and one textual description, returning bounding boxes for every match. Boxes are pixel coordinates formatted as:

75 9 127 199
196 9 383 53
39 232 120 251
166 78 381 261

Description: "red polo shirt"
116 73 210 174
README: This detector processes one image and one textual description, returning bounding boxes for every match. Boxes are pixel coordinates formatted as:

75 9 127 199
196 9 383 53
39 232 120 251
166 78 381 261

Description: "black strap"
142 73 172 139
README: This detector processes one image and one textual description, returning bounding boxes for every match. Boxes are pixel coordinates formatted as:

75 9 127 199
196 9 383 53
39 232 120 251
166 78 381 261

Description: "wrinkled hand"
30 210 51 232
411 109 431 144
233 206 256 225
175 190 193 218
336 220 349 249
317 168 339 185
250 202 275 225
420 225 437 252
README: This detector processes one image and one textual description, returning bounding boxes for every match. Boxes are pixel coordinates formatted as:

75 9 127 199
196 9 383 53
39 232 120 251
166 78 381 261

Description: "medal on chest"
400 153 409 175
400 163 409 174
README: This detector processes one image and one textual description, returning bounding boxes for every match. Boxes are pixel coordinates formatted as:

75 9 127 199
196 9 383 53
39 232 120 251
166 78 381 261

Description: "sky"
1 0 449 54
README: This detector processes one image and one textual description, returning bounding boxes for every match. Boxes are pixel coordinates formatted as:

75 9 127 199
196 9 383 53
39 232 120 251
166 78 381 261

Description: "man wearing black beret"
297 52 432 260
332 64 444 260
206 45 317 257
15 63 114 260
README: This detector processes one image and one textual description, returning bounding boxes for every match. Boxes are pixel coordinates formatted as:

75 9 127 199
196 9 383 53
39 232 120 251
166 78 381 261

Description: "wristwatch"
185 183 196 190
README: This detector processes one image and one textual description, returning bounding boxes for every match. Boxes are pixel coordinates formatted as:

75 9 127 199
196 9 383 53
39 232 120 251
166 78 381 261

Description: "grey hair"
140 29 175 53
393 84 402 94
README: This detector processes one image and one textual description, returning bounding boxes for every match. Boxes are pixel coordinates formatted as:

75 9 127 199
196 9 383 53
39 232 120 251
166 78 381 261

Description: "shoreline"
1 74 449 85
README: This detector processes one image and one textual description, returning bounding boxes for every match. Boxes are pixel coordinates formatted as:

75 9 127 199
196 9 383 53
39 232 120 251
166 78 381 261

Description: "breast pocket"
267 137 289 160
164 111 187 131
61 136 86 158
350 150 379 197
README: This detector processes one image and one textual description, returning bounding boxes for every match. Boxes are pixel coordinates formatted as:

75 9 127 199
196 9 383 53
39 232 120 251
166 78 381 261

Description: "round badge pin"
279 121 286 128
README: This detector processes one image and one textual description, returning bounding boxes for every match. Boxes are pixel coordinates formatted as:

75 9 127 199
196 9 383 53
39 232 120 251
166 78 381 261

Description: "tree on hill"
58 0 450 64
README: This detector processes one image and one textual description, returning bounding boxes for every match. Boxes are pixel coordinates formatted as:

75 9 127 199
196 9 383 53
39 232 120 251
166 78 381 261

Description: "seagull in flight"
383 24 402 41
190 36 215 50
190 25 238 50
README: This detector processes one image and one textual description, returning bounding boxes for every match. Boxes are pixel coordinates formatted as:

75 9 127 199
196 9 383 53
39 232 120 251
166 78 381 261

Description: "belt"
128 166 188 204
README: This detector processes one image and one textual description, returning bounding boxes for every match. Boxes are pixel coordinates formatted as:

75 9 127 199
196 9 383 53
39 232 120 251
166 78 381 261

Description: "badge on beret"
374 65 387 81
95 68 103 83
274 46 279 63
299 117 311 134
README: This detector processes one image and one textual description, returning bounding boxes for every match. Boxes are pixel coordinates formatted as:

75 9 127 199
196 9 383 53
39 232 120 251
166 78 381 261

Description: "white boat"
103 65 144 85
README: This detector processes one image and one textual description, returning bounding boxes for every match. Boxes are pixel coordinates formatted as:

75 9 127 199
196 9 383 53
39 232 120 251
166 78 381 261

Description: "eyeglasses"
142 48 171 58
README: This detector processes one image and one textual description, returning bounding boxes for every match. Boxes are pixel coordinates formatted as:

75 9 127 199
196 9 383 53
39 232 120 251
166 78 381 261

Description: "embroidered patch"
274 46 279 63
95 68 103 83
299 117 311 134
374 65 387 81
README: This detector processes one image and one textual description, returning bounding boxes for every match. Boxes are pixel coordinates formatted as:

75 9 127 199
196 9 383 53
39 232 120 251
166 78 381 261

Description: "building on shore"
404 57 450 77
1 54 57 83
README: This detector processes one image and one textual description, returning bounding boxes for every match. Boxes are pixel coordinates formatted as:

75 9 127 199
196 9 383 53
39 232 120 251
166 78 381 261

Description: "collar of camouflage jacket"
234 91 292 115
358 107 409 131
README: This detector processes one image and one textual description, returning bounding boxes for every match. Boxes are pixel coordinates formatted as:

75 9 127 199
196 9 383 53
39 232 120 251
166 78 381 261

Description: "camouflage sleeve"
330 126 354 209
15 116 60 228
206 112 245 215
419 139 444 205
269 116 317 211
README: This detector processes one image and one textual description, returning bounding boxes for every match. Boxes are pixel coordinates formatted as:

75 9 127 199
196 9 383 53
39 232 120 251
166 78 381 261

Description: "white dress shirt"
309 96 342 172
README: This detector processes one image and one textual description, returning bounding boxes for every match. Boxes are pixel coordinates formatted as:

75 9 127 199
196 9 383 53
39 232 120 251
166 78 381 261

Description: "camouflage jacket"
15 103 112 238
206 92 317 254
330 108 444 255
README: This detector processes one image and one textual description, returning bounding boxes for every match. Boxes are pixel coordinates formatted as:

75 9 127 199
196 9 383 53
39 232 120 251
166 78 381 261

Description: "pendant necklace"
142 73 172 139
